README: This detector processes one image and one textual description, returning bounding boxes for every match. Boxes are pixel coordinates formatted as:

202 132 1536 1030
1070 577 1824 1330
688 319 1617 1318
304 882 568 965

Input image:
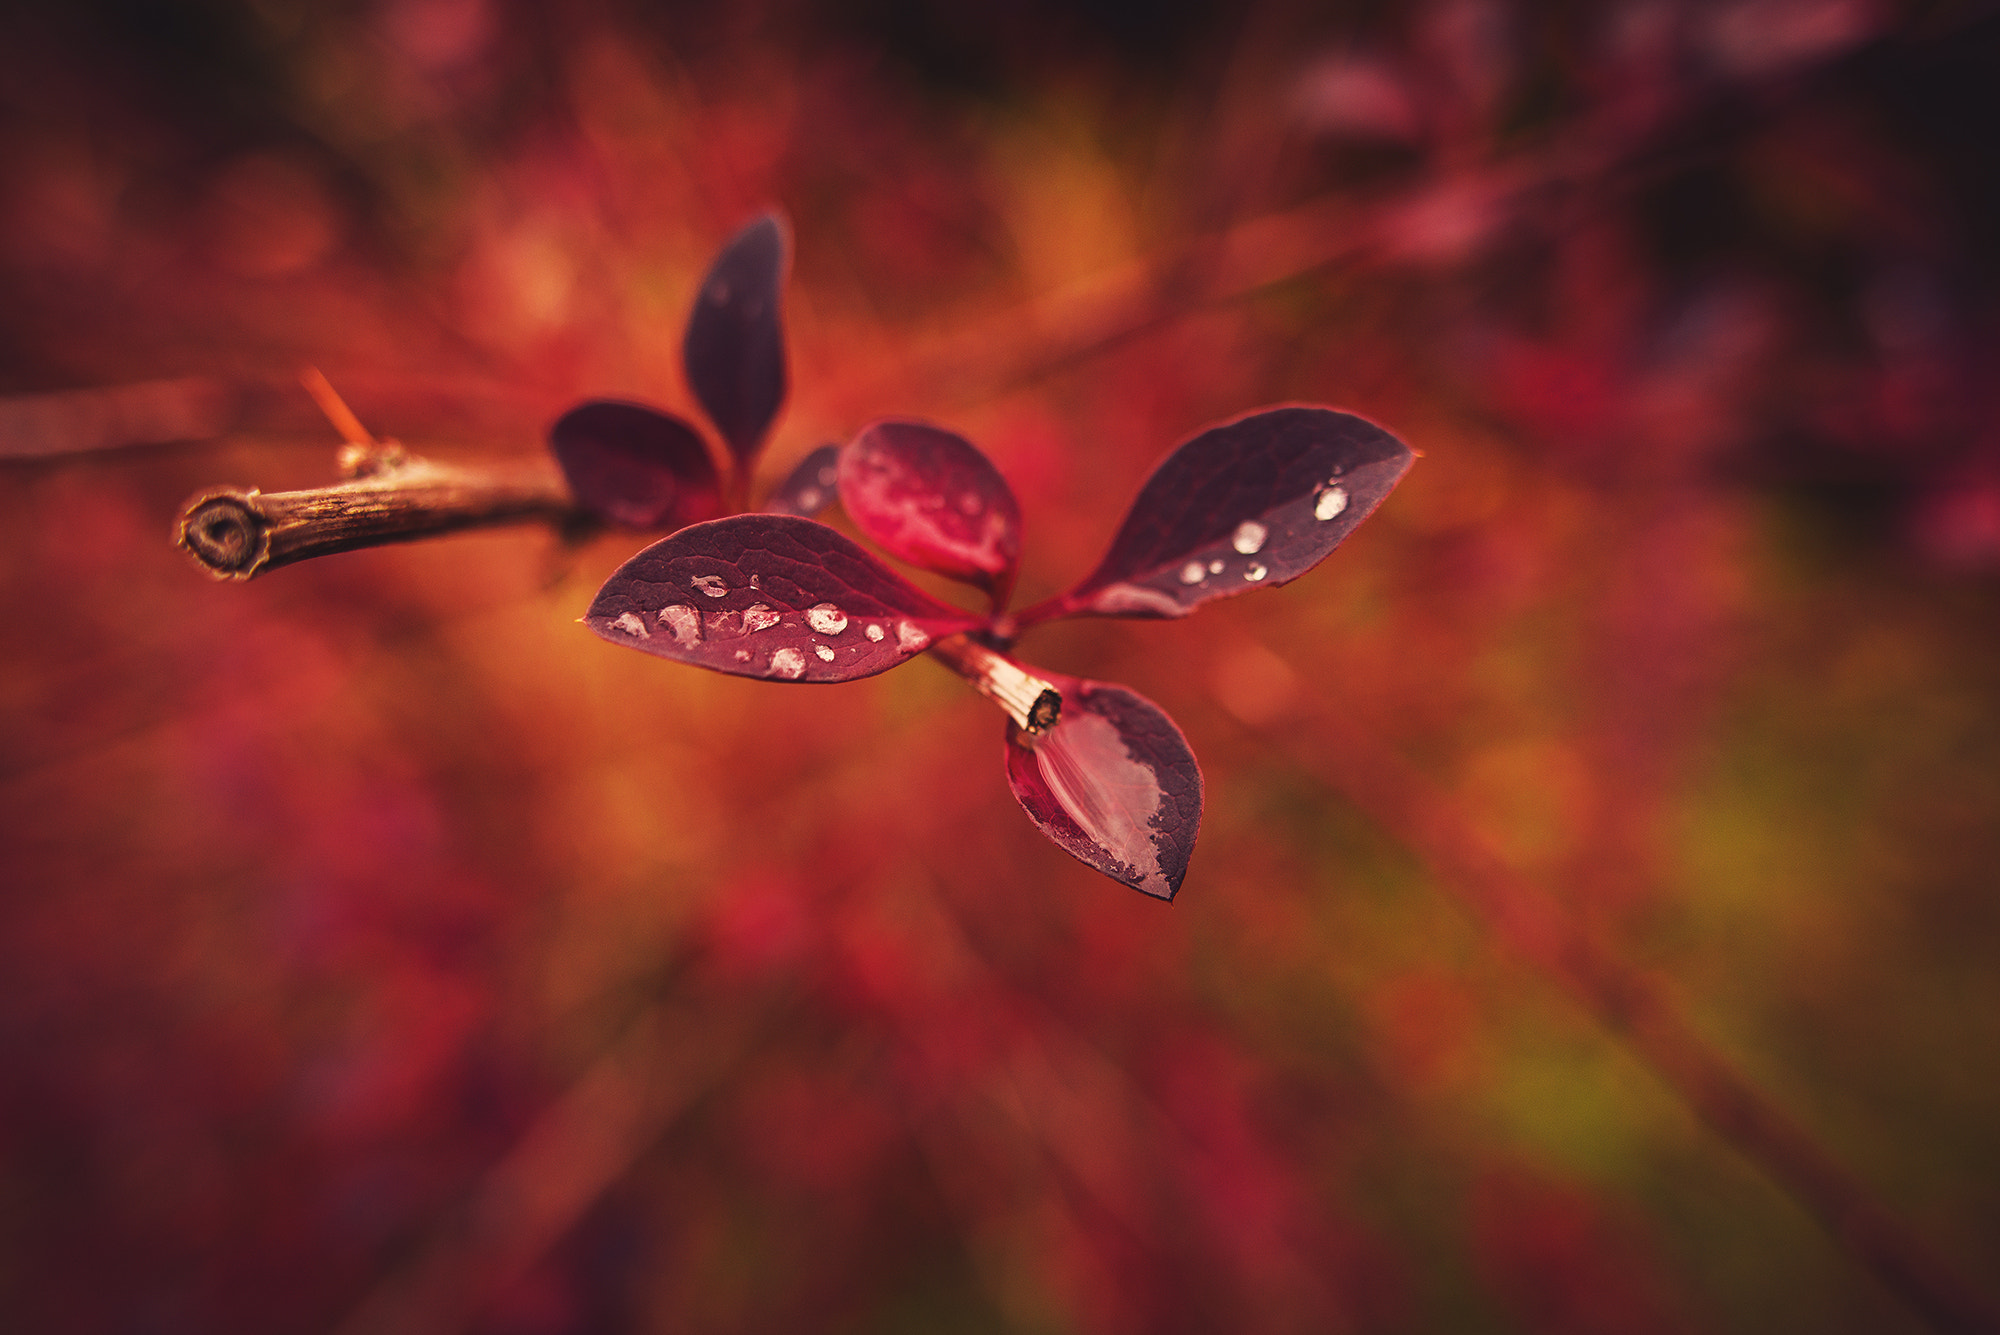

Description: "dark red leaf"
585 513 985 683
1017 406 1412 626
682 212 789 469
1005 673 1202 900
837 419 1023 607
762 443 842 518
548 399 723 529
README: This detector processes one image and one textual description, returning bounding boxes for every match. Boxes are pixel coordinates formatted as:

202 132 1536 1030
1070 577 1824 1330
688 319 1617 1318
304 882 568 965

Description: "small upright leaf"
682 212 789 469
1017 406 1412 626
585 513 984 683
548 399 723 529
1005 673 1202 900
763 443 842 518
838 420 1023 607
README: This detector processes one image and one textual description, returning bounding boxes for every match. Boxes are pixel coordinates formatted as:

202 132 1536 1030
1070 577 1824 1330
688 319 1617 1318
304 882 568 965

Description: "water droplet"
814 644 836 661
1179 561 1206 585
1232 520 1268 554
1314 484 1349 521
734 649 751 661
795 486 821 512
611 611 649 637
691 574 728 599
749 575 762 588
896 620 930 652
1089 583 1185 617
957 491 983 515
806 603 848 635
742 604 780 633
658 604 701 645
864 624 886 642
1245 563 1268 581
1208 559 1225 574
770 647 806 679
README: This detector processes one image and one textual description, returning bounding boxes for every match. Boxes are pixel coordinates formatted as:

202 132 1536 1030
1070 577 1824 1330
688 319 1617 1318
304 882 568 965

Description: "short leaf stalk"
929 634 1062 737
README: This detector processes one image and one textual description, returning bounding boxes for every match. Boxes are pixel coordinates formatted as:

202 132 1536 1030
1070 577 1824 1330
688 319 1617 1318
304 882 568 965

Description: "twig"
177 370 579 580
1241 654 2000 1335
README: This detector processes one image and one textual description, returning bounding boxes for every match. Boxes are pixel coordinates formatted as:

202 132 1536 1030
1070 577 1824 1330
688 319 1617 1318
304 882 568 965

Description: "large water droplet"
896 621 930 652
1179 560 1206 585
814 644 836 662
1314 484 1349 521
1245 563 1268 581
1232 520 1268 554
742 604 780 633
611 611 649 637
691 574 728 599
806 603 848 635
864 624 886 642
770 647 806 679
658 604 701 646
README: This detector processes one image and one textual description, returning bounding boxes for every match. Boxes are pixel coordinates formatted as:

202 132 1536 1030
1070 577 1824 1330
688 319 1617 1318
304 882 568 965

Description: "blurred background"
4 0 2000 1331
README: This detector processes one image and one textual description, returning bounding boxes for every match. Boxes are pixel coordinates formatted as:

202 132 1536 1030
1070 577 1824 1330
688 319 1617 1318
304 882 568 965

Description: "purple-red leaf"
548 400 723 529
837 419 1023 607
763 443 842 518
1018 406 1412 626
585 513 984 683
1005 673 1202 900
682 212 789 469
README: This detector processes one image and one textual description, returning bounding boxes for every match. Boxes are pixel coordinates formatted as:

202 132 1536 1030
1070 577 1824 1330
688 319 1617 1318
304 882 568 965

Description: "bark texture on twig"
177 444 574 581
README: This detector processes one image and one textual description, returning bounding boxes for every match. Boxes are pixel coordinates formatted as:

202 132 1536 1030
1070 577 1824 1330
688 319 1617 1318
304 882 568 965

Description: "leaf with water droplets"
838 420 1023 607
682 212 789 469
1004 674 1201 900
548 400 724 529
763 443 842 517
585 514 984 682
1017 406 1412 626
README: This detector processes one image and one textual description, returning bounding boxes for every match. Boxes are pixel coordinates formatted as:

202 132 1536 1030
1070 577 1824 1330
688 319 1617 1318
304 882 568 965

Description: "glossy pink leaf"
1017 406 1412 626
762 443 842 518
682 212 789 469
585 514 984 683
1005 673 1202 900
548 400 723 529
837 419 1023 607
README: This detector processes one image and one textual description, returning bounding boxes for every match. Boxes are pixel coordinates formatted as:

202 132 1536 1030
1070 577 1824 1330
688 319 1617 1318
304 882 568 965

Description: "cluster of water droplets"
613 579 938 680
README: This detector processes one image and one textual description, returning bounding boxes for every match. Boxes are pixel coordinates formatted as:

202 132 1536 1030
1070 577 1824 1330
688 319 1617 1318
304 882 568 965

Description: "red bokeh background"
4 2 1999 1331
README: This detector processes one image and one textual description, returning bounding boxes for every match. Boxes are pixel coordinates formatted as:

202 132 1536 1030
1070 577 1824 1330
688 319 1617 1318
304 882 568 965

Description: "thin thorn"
300 367 375 446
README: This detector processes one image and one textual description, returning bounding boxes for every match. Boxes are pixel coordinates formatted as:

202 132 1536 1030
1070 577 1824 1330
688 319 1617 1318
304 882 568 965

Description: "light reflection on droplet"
806 603 848 634
770 647 806 678
814 644 836 661
658 604 701 645
1245 563 1268 581
612 611 649 637
896 621 930 652
691 574 728 598
742 604 780 633
1232 520 1268 554
1314 484 1349 521
864 624 886 642
1179 561 1206 585
1208 559 1225 574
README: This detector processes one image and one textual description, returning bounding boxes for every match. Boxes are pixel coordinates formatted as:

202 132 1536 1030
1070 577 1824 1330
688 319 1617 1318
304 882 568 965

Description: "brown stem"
1251 685 2000 1335
177 445 576 581
928 634 1063 736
